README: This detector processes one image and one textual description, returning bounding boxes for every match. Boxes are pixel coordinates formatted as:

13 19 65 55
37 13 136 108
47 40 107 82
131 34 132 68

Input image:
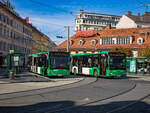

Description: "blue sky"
9 0 150 45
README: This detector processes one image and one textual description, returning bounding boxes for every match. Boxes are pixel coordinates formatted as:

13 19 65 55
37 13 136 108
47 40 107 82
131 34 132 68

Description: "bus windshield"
50 56 69 69
109 56 126 70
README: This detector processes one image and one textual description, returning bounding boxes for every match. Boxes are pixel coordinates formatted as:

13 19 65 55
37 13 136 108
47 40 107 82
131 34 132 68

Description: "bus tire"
94 70 98 77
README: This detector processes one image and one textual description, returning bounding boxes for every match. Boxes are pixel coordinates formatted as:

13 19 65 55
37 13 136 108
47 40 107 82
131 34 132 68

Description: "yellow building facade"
32 26 56 53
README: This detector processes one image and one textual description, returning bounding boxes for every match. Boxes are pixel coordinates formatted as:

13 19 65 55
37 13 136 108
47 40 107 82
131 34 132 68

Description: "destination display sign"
50 52 69 57
109 53 125 57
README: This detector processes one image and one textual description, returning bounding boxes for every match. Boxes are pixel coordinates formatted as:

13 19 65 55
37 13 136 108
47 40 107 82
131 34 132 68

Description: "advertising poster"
130 60 136 73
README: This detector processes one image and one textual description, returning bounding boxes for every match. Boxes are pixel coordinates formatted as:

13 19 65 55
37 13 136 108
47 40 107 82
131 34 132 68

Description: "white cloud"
18 10 75 45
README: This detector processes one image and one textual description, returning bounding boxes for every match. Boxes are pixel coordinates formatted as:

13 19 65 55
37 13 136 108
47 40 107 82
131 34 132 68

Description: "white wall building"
75 10 121 31
116 11 150 29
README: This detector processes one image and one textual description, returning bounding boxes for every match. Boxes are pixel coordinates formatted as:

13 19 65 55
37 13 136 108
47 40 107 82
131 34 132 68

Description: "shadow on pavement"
0 100 150 113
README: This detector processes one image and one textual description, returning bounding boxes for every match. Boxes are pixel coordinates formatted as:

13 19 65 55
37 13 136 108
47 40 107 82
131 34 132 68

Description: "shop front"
0 52 7 75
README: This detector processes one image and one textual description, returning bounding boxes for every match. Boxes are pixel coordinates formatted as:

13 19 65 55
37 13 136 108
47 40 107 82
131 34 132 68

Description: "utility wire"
30 18 65 27
48 29 66 38
119 4 144 14
135 0 150 11
29 0 75 16
135 0 145 5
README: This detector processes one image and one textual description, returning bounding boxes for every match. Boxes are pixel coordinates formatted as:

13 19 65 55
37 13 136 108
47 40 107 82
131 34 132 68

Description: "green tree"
138 47 150 57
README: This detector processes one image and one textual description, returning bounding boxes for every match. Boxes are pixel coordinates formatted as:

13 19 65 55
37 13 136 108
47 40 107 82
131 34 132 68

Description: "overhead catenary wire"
28 0 75 16
30 18 66 27
135 0 150 12
119 4 144 14
135 0 145 6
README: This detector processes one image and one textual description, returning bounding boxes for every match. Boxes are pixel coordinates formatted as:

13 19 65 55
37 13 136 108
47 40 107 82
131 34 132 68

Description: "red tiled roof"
126 14 150 23
56 27 150 51
76 30 97 37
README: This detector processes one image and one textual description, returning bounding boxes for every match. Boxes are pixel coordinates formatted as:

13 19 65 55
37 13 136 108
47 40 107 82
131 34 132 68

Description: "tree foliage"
111 48 133 57
138 47 150 57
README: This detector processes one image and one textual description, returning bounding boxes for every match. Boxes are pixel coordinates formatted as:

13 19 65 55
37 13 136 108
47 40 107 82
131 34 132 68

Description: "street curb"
0 77 97 100
28 72 53 81
0 74 86 96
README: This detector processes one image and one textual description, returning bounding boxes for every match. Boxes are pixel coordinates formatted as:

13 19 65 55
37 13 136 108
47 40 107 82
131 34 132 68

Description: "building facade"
116 11 150 29
56 27 150 57
32 26 56 53
75 10 121 31
0 1 33 69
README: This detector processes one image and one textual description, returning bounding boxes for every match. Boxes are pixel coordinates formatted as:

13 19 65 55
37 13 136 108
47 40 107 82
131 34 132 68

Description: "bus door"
100 54 108 75
78 56 83 74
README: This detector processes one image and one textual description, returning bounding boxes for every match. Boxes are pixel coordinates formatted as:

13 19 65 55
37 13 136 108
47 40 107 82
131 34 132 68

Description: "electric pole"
64 26 70 52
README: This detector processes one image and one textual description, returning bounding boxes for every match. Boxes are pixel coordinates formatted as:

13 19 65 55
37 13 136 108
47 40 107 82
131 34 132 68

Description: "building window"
92 51 95 53
83 51 86 53
137 37 143 44
70 40 74 46
79 40 84 46
91 39 97 46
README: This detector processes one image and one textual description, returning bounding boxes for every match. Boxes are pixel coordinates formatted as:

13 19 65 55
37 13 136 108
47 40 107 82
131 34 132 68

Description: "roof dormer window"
137 37 143 44
70 40 74 46
79 40 84 46
91 39 97 46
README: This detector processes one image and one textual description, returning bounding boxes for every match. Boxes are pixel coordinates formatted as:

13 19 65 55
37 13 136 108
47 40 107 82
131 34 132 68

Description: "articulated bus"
71 51 126 77
28 51 70 77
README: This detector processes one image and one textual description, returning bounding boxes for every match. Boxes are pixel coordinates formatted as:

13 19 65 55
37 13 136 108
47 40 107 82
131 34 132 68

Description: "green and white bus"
71 51 126 77
28 51 70 77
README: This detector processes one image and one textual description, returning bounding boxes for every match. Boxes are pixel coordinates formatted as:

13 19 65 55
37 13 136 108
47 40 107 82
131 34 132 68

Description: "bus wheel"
74 69 77 75
94 70 98 77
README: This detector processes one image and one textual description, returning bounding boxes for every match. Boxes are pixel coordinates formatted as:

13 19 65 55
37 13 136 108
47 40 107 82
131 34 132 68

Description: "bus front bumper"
47 69 70 77
106 70 126 77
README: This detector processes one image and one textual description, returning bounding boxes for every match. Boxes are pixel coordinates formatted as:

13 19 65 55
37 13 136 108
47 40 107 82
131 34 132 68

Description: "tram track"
0 77 141 113
17 79 136 113
36 81 136 113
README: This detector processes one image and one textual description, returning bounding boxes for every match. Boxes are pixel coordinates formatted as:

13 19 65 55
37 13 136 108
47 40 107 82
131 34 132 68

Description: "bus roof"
71 51 126 56
71 51 109 56
28 51 69 57
28 52 48 56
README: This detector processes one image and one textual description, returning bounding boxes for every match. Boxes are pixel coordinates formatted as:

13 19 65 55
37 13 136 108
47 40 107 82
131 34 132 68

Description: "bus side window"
93 55 98 67
79 58 82 67
88 55 92 67
106 55 108 68
82 55 88 67
43 55 48 67
73 57 78 66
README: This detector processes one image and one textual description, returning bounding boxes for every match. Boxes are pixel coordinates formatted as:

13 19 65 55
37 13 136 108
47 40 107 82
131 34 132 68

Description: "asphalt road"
0 75 150 113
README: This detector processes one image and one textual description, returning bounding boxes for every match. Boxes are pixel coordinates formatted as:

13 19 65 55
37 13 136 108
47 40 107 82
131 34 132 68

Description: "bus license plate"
58 74 62 76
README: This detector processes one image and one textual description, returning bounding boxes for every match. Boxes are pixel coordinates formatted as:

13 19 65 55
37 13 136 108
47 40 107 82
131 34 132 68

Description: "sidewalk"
0 69 7 78
0 72 84 94
127 73 150 81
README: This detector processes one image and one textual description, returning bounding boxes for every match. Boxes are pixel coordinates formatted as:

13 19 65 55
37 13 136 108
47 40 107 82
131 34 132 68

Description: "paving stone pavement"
127 74 150 81
0 72 84 94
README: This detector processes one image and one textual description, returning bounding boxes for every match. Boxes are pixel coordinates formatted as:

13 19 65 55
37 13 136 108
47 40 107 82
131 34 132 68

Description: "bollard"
9 70 14 80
